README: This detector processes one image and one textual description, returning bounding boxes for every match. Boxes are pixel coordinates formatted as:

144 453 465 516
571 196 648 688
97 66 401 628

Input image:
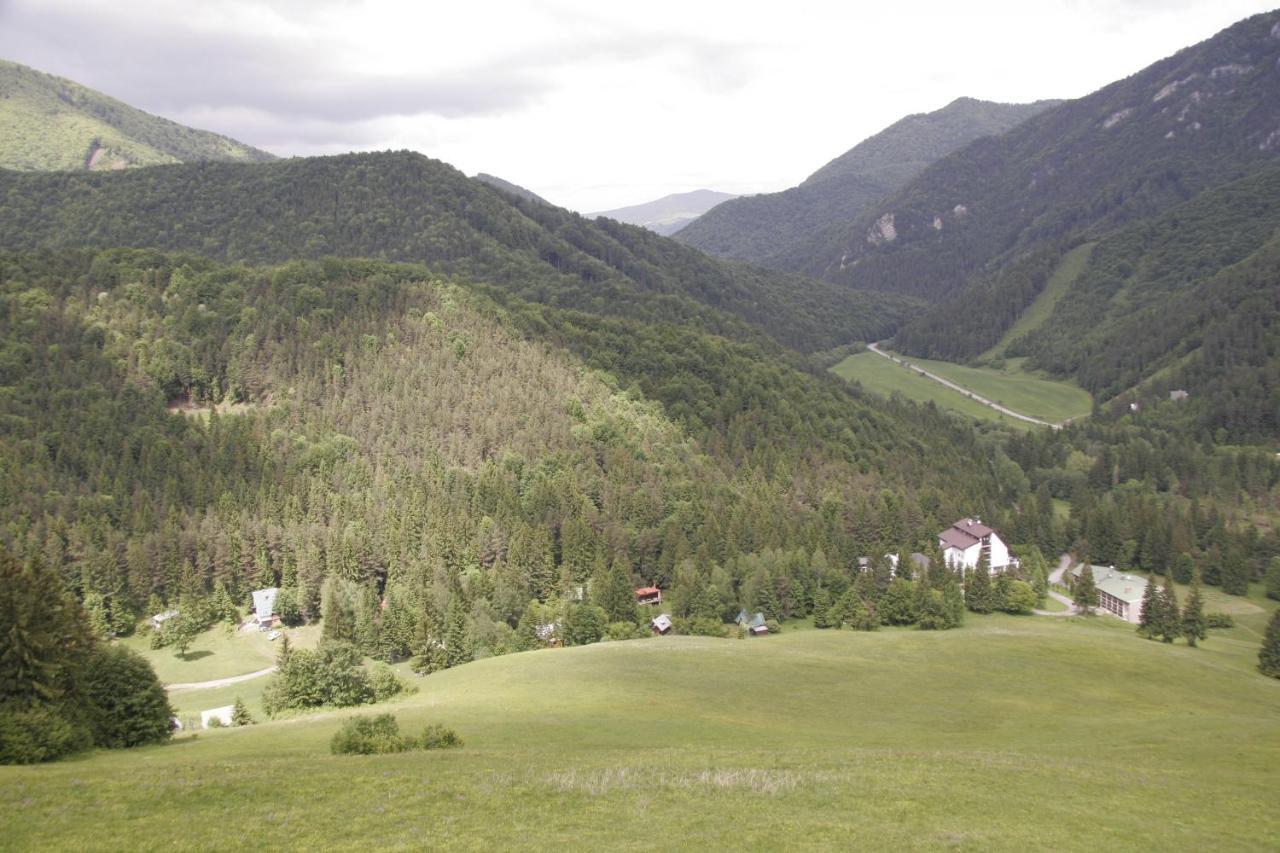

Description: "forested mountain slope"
0 248 1004 658
0 151 910 352
811 10 1280 302
0 59 275 171
674 98 1056 264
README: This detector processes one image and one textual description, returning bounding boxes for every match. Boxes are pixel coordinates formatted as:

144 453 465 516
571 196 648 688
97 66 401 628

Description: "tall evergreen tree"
1259 609 1280 679
1137 571 1160 639
1181 567 1207 648
1157 573 1180 643
1074 565 1099 615
1265 556 1280 602
964 551 994 614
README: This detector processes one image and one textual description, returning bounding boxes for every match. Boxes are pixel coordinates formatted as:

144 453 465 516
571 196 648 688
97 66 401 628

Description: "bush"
330 714 412 755
419 724 463 750
82 646 173 748
998 580 1038 615
369 663 410 702
263 641 374 716
1205 612 1235 629
330 715 464 755
0 707 91 764
603 621 647 641
688 617 727 637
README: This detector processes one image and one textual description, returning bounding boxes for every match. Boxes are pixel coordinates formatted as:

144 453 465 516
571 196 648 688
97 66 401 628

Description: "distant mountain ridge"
674 98 1059 264
0 58 275 171
0 150 912 354
591 189 737 236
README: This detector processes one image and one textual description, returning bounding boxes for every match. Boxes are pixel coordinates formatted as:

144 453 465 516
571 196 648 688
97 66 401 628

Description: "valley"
4 6 1280 850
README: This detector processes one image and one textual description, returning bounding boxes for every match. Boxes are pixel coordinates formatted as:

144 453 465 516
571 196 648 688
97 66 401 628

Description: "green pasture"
3 612 1277 851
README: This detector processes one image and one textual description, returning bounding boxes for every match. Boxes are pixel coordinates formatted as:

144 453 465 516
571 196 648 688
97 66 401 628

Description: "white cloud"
0 0 1273 209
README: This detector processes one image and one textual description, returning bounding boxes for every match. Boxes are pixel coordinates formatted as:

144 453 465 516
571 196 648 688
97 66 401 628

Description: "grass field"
832 351 1038 430
3 608 1278 850
981 242 1096 361
832 349 1092 428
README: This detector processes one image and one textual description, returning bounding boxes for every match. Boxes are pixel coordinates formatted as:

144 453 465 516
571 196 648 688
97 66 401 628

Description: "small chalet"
1070 564 1148 624
651 613 673 635
251 587 280 630
1170 389 1189 401
635 586 662 606
736 610 770 636
151 609 180 631
938 518 1015 574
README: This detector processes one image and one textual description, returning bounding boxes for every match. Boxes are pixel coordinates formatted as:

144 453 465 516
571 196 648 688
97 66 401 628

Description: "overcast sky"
0 0 1274 210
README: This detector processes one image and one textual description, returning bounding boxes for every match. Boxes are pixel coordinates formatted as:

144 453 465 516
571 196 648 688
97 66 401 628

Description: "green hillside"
0 59 275 171
675 97 1055 264
0 150 913 353
3 615 1278 849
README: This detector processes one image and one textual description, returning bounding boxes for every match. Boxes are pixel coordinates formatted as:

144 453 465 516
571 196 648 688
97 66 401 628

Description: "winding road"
866 342 1064 429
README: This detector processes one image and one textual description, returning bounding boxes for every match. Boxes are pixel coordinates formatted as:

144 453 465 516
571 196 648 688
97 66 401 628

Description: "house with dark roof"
938 518 1014 574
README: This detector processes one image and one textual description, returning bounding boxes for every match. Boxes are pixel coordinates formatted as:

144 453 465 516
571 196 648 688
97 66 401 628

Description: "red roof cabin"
635 586 662 605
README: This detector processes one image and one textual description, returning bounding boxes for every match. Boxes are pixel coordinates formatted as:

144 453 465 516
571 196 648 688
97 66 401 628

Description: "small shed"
1170 389 1189 401
634 586 662 605
151 609 180 631
251 587 279 630
736 610 769 635
200 705 235 729
651 613 673 635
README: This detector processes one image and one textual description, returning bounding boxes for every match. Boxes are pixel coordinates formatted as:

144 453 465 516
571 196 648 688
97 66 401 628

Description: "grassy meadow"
3 609 1278 851
831 348 1091 429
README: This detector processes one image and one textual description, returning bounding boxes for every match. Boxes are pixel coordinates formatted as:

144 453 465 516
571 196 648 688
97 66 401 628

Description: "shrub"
603 621 647 641
998 580 1038 615
419 724 463 750
0 707 91 765
369 663 410 702
1205 613 1235 629
689 617 727 637
330 714 412 755
82 646 173 748
263 641 374 716
206 716 225 729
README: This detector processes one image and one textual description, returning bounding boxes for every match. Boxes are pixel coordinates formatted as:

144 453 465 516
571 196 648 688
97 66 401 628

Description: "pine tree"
1258 609 1280 679
811 587 833 629
1137 571 1160 639
230 696 255 726
1074 565 1099 615
1157 573 1180 643
1181 567 1207 648
1265 556 1280 602
443 596 471 669
964 551 994 614
320 579 354 644
596 555 637 623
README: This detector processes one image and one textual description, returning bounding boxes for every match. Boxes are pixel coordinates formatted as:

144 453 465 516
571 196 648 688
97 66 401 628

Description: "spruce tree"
1265 556 1280 602
1181 568 1207 648
1259 609 1280 679
1074 565 1099 615
1157 573 1180 643
965 551 994 614
811 587 833 629
1137 572 1160 639
231 697 255 726
320 580 355 644
443 597 471 669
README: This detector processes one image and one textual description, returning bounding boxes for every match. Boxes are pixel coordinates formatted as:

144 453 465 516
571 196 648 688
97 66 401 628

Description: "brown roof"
953 518 993 538
939 528 979 550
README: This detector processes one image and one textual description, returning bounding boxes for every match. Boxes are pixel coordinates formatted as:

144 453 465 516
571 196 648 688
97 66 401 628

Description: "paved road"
1034 554 1077 615
866 342 1063 429
166 666 276 692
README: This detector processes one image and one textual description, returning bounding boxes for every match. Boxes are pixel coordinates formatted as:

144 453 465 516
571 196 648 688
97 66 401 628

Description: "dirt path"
867 343 1065 429
166 666 276 692
1034 554 1077 616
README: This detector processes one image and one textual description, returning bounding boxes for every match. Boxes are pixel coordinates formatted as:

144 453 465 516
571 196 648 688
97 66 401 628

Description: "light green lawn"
893 353 1093 424
119 622 322 685
1039 595 1068 612
832 351 1037 431
4 613 1278 850
981 242 1096 361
